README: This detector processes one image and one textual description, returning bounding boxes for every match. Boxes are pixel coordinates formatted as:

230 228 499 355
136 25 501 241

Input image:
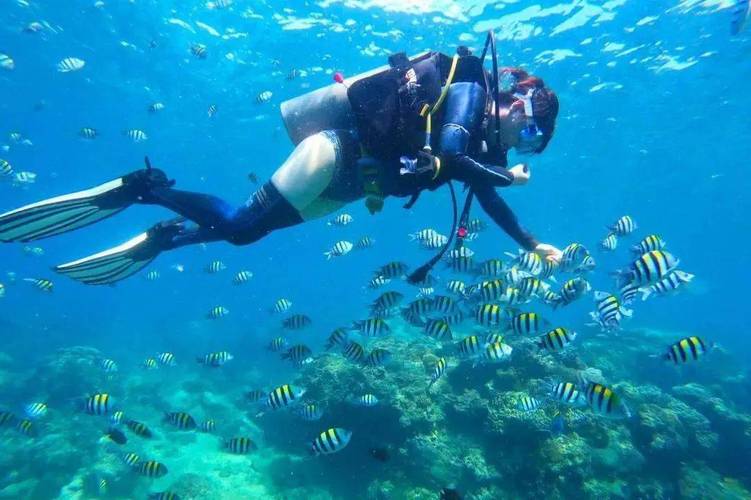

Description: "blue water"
1 0 750 498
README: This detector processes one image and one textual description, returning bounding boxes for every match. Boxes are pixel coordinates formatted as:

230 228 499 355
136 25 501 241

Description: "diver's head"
488 68 559 155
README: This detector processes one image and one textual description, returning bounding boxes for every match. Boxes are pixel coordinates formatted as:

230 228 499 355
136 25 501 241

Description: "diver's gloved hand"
508 163 530 186
534 243 562 263
123 167 176 202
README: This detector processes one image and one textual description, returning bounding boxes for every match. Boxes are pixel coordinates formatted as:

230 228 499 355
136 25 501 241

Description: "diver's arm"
472 182 539 251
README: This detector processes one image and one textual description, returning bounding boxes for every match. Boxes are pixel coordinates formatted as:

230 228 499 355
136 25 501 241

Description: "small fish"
518 277 550 298
538 327 577 352
640 270 694 300
246 389 266 403
575 254 596 274
482 341 513 363
247 172 258 183
196 351 233 367
225 436 256 454
560 243 590 272
295 403 323 421
409 228 440 242
477 279 506 302
199 419 216 433
123 129 148 143
57 57 85 73
356 236 375 249
613 250 679 287
207 104 217 118
100 358 118 373
428 357 447 388
661 336 710 365
145 270 160 281
371 291 404 313
619 281 639 305
105 427 127 445
282 314 312 330
23 22 44 34
418 287 435 297
205 260 226 273
457 335 482 357
191 44 207 58
420 233 449 250
164 412 197 430
137 460 168 478
342 341 365 363
354 394 378 407
122 452 141 467
328 213 353 226
207 306 229 319
539 260 559 280
375 261 408 279
281 344 313 366
98 479 107 495
24 402 47 419
424 319 452 340
79 127 98 140
156 352 176 366
325 328 349 350
126 419 153 438
272 298 293 313
466 218 487 232
13 171 37 185
475 303 506 327
484 332 504 345
0 54 15 71
498 286 528 306
352 318 390 337
507 250 543 276
268 336 288 352
110 411 126 424
286 68 300 80
0 411 16 426
148 102 165 113
266 384 305 410
310 428 352 455
142 357 158 370
256 90 273 103
600 233 618 251
632 234 666 256
446 280 466 296
550 382 583 405
16 419 34 436
84 393 115 415
508 312 549 335
516 396 542 412
149 492 182 500
731 0 751 35
24 278 53 292
368 275 391 289
1 159 13 177
365 348 392 367
206 0 233 9
583 382 631 418
589 291 632 331
325 240 353 259
554 278 591 308
608 215 637 236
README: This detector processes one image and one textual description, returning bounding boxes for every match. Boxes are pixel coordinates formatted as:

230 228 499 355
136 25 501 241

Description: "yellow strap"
431 54 460 115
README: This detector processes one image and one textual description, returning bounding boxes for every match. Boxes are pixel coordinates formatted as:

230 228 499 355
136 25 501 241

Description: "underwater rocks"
679 461 751 499
29 346 112 403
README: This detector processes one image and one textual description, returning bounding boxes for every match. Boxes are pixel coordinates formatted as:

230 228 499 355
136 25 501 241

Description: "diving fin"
0 162 173 243
54 218 184 286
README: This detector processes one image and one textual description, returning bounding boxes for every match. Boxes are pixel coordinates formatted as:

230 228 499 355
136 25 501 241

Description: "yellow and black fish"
342 341 365 363
196 351 234 367
225 436 256 454
84 393 115 415
199 419 216 433
310 428 352 456
122 452 141 467
138 460 168 478
164 412 197 430
24 278 53 292
583 382 631 419
424 319 452 340
352 318 390 337
457 335 482 357
282 314 312 330
662 336 710 365
428 357 447 388
365 348 392 367
325 328 349 351
508 312 549 335
126 419 153 438
538 327 577 352
475 303 506 327
16 418 34 436
266 384 305 410
281 344 313 365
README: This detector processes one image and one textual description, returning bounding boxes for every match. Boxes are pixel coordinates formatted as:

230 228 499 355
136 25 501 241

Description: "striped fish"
328 213 353 226
619 282 639 305
417 287 435 297
441 311 465 325
356 236 375 249
325 328 349 351
365 348 392 367
589 292 631 331
662 336 710 365
475 304 506 327
191 44 207 58
640 270 694 300
295 403 323 421
419 233 448 249
518 277 549 298
148 102 165 113
246 389 266 403
538 327 577 352
281 344 313 366
446 280 466 295
110 411 126 424
352 318 390 337
498 287 528 306
368 275 391 289
404 298 433 318
428 357 447 388
375 261 408 279
122 452 141 467
207 306 229 319
0 411 16 426
423 319 452 340
508 250 542 276
457 335 482 357
615 250 679 287
196 351 233 367
148 492 181 500
575 254 596 274
164 412 196 430
310 428 352 456
324 240 353 259
632 234 666 256
409 228 439 242
137 460 168 478
57 57 85 72
282 314 312 330
199 419 216 433
550 382 583 405
24 402 47 419
142 357 158 370
1 159 13 177
225 437 256 454
268 336 288 352
430 295 457 314
157 352 176 366
560 243 590 272
608 215 636 236
79 127 98 140
342 341 365 363
100 358 118 372
484 332 504 345
205 260 226 274
516 396 542 412
266 384 305 410
538 260 559 280
84 393 115 415
554 278 591 308
256 90 272 103
583 382 631 418
508 312 548 335
24 278 53 292
207 104 217 118
371 291 404 312
600 233 618 251
466 218 487 232
272 298 292 313
123 129 148 142
483 341 513 362
354 394 378 407
145 270 160 281
478 279 506 302
16 419 34 436
126 419 153 438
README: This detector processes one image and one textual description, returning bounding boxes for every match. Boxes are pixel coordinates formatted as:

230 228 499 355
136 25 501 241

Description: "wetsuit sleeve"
473 182 539 251
438 81 515 187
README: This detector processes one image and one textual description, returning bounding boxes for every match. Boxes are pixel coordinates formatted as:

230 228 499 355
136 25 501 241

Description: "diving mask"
513 89 544 155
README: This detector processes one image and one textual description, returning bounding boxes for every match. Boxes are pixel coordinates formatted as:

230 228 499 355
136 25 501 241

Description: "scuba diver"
0 32 561 286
